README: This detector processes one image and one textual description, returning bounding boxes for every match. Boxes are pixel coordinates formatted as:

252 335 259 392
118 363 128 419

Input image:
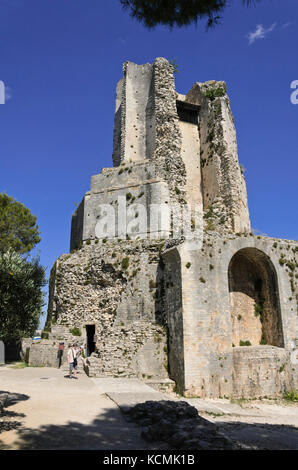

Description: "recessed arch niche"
228 248 284 348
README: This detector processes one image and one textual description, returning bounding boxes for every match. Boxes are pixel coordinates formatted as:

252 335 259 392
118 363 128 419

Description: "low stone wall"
232 345 293 398
28 340 66 368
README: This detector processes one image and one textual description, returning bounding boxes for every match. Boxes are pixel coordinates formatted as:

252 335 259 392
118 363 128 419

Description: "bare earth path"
1 365 297 450
0 365 157 450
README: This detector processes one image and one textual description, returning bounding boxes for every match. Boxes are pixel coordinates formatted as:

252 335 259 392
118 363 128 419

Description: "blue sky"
0 0 297 326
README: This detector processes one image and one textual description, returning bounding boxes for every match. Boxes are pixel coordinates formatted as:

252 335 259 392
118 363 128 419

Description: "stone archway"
228 248 284 348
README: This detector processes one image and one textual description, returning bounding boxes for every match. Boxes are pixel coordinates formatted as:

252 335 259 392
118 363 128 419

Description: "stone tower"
71 58 250 251
36 58 297 398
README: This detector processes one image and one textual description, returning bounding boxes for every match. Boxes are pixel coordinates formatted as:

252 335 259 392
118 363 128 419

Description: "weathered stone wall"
112 61 154 165
46 230 297 396
178 119 202 209
0 341 4 364
229 248 284 348
70 198 84 252
232 346 293 398
28 340 62 367
111 57 186 207
152 58 186 204
186 81 250 234
45 239 169 380
72 162 171 248
162 235 297 398
163 248 184 393
21 327 86 368
43 58 297 399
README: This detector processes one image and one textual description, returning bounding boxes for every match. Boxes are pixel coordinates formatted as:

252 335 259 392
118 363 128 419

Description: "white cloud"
248 23 277 45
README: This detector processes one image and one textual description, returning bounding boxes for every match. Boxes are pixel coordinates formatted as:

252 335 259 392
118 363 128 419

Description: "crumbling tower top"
111 57 251 233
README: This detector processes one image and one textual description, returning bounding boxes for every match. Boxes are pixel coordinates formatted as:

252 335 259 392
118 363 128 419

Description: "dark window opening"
176 101 199 125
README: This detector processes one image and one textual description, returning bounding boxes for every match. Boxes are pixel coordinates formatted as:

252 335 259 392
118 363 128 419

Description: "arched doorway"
228 248 284 348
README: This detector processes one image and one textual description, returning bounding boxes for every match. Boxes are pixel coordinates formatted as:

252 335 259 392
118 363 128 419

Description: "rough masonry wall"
233 346 293 398
112 78 123 167
162 249 185 393
162 234 297 398
46 58 297 399
152 58 187 204
46 239 169 379
70 161 172 249
186 81 250 234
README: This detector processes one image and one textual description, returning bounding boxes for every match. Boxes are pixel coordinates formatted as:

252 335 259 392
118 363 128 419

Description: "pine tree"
0 251 46 341
0 193 41 255
120 0 259 29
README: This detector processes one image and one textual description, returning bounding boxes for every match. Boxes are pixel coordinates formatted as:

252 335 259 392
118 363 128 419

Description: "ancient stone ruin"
27 58 297 398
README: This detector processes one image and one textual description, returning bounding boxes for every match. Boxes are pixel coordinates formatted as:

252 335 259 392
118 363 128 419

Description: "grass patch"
11 362 29 369
283 390 298 402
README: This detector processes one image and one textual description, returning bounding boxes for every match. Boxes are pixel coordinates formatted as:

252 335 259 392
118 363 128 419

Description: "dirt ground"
0 364 157 450
175 395 298 450
1 364 297 450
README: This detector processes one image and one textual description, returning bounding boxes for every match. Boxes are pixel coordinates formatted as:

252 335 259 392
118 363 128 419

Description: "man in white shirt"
67 344 78 379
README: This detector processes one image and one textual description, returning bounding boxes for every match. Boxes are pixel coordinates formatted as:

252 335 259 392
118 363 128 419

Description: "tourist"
67 343 78 379
78 345 87 367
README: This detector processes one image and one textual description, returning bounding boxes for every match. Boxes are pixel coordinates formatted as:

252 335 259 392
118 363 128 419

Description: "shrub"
121 257 129 270
70 327 82 337
203 86 226 101
283 390 298 402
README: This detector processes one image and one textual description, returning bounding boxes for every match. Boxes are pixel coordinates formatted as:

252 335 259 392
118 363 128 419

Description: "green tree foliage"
0 193 41 255
0 251 46 341
120 0 260 29
169 57 180 73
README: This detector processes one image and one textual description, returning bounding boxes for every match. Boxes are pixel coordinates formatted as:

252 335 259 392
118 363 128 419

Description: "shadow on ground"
0 390 29 442
1 394 297 450
124 400 298 450
215 421 298 450
1 406 157 450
